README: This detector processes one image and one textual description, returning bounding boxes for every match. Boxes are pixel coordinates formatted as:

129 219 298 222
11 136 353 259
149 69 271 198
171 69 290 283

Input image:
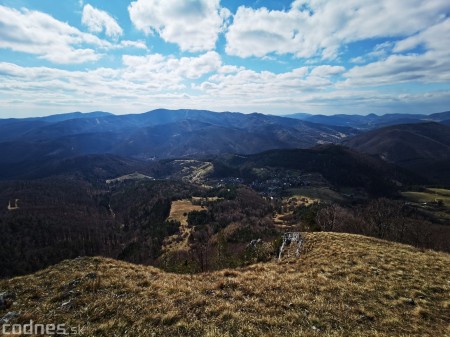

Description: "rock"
60 299 74 311
406 298 416 305
67 278 82 288
0 292 16 310
85 272 97 279
0 311 19 324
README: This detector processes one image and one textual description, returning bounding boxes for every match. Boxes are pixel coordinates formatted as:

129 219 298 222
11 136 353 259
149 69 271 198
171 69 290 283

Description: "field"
163 199 205 252
105 172 153 184
1 232 449 337
274 195 320 229
167 199 204 225
402 188 450 222
402 188 450 206
287 187 344 203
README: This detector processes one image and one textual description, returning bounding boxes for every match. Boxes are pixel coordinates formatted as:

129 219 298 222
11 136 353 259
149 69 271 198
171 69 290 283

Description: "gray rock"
67 278 82 288
0 292 16 310
85 272 97 279
406 298 416 305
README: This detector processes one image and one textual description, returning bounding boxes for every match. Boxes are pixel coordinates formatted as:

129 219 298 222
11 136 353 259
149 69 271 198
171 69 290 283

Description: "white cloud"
0 5 147 64
350 42 394 64
117 40 147 50
197 65 344 102
1 57 449 116
226 0 450 59
122 51 221 84
309 65 345 77
343 18 450 86
0 51 222 106
128 0 229 52
0 5 110 64
82 4 123 39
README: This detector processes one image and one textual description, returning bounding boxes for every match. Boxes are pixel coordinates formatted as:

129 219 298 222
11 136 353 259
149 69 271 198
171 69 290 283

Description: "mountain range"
286 110 450 129
1 109 449 186
0 109 354 167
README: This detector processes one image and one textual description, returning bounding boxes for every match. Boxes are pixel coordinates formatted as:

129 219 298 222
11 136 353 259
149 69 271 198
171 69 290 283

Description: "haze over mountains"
287 111 450 129
0 109 354 163
1 109 449 185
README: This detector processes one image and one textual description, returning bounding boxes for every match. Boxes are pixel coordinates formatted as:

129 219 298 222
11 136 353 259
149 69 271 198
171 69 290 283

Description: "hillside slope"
212 145 421 196
343 122 450 184
1 232 448 337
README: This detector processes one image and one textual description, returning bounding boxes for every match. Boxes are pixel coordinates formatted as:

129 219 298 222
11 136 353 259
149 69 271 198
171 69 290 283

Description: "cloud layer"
128 0 230 52
226 0 450 59
0 1 449 116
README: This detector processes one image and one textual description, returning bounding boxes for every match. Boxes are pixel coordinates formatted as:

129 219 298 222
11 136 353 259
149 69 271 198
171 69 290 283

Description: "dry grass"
1 232 449 337
274 195 319 230
287 187 344 203
168 199 204 225
402 188 450 222
105 172 153 184
163 199 205 252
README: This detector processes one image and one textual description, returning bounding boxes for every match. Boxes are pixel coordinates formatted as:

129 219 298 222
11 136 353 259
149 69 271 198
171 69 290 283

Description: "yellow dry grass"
163 199 205 252
168 199 204 225
274 195 318 230
1 232 449 337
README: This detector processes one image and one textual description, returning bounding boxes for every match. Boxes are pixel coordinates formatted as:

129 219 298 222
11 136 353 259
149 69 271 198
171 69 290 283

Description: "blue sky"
0 0 449 117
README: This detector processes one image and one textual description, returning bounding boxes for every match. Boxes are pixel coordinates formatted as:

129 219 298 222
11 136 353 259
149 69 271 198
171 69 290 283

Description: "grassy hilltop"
1 232 449 337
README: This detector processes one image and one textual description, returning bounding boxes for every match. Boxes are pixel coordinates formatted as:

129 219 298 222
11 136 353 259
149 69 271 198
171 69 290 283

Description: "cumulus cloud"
226 0 450 59
0 5 109 63
0 5 146 64
82 4 123 39
122 51 222 87
0 51 223 106
2 56 450 116
343 18 450 86
197 65 345 102
128 0 230 52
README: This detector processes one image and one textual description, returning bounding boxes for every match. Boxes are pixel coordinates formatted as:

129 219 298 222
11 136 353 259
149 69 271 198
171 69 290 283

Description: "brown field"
1 232 449 337
168 199 204 225
163 199 205 252
274 195 320 229
287 187 344 203
402 188 450 222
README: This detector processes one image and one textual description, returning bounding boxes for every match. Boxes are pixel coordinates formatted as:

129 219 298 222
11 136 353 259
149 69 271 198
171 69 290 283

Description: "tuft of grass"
1 233 449 336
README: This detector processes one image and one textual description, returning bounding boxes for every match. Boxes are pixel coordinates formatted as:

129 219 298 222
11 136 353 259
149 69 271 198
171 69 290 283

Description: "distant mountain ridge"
285 111 450 129
0 109 356 166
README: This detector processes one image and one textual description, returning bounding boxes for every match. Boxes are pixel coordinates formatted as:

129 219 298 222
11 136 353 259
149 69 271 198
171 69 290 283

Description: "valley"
0 109 449 336
2 1 450 335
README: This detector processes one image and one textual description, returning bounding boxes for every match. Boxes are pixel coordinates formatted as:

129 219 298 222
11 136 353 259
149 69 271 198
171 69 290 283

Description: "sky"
0 0 450 117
